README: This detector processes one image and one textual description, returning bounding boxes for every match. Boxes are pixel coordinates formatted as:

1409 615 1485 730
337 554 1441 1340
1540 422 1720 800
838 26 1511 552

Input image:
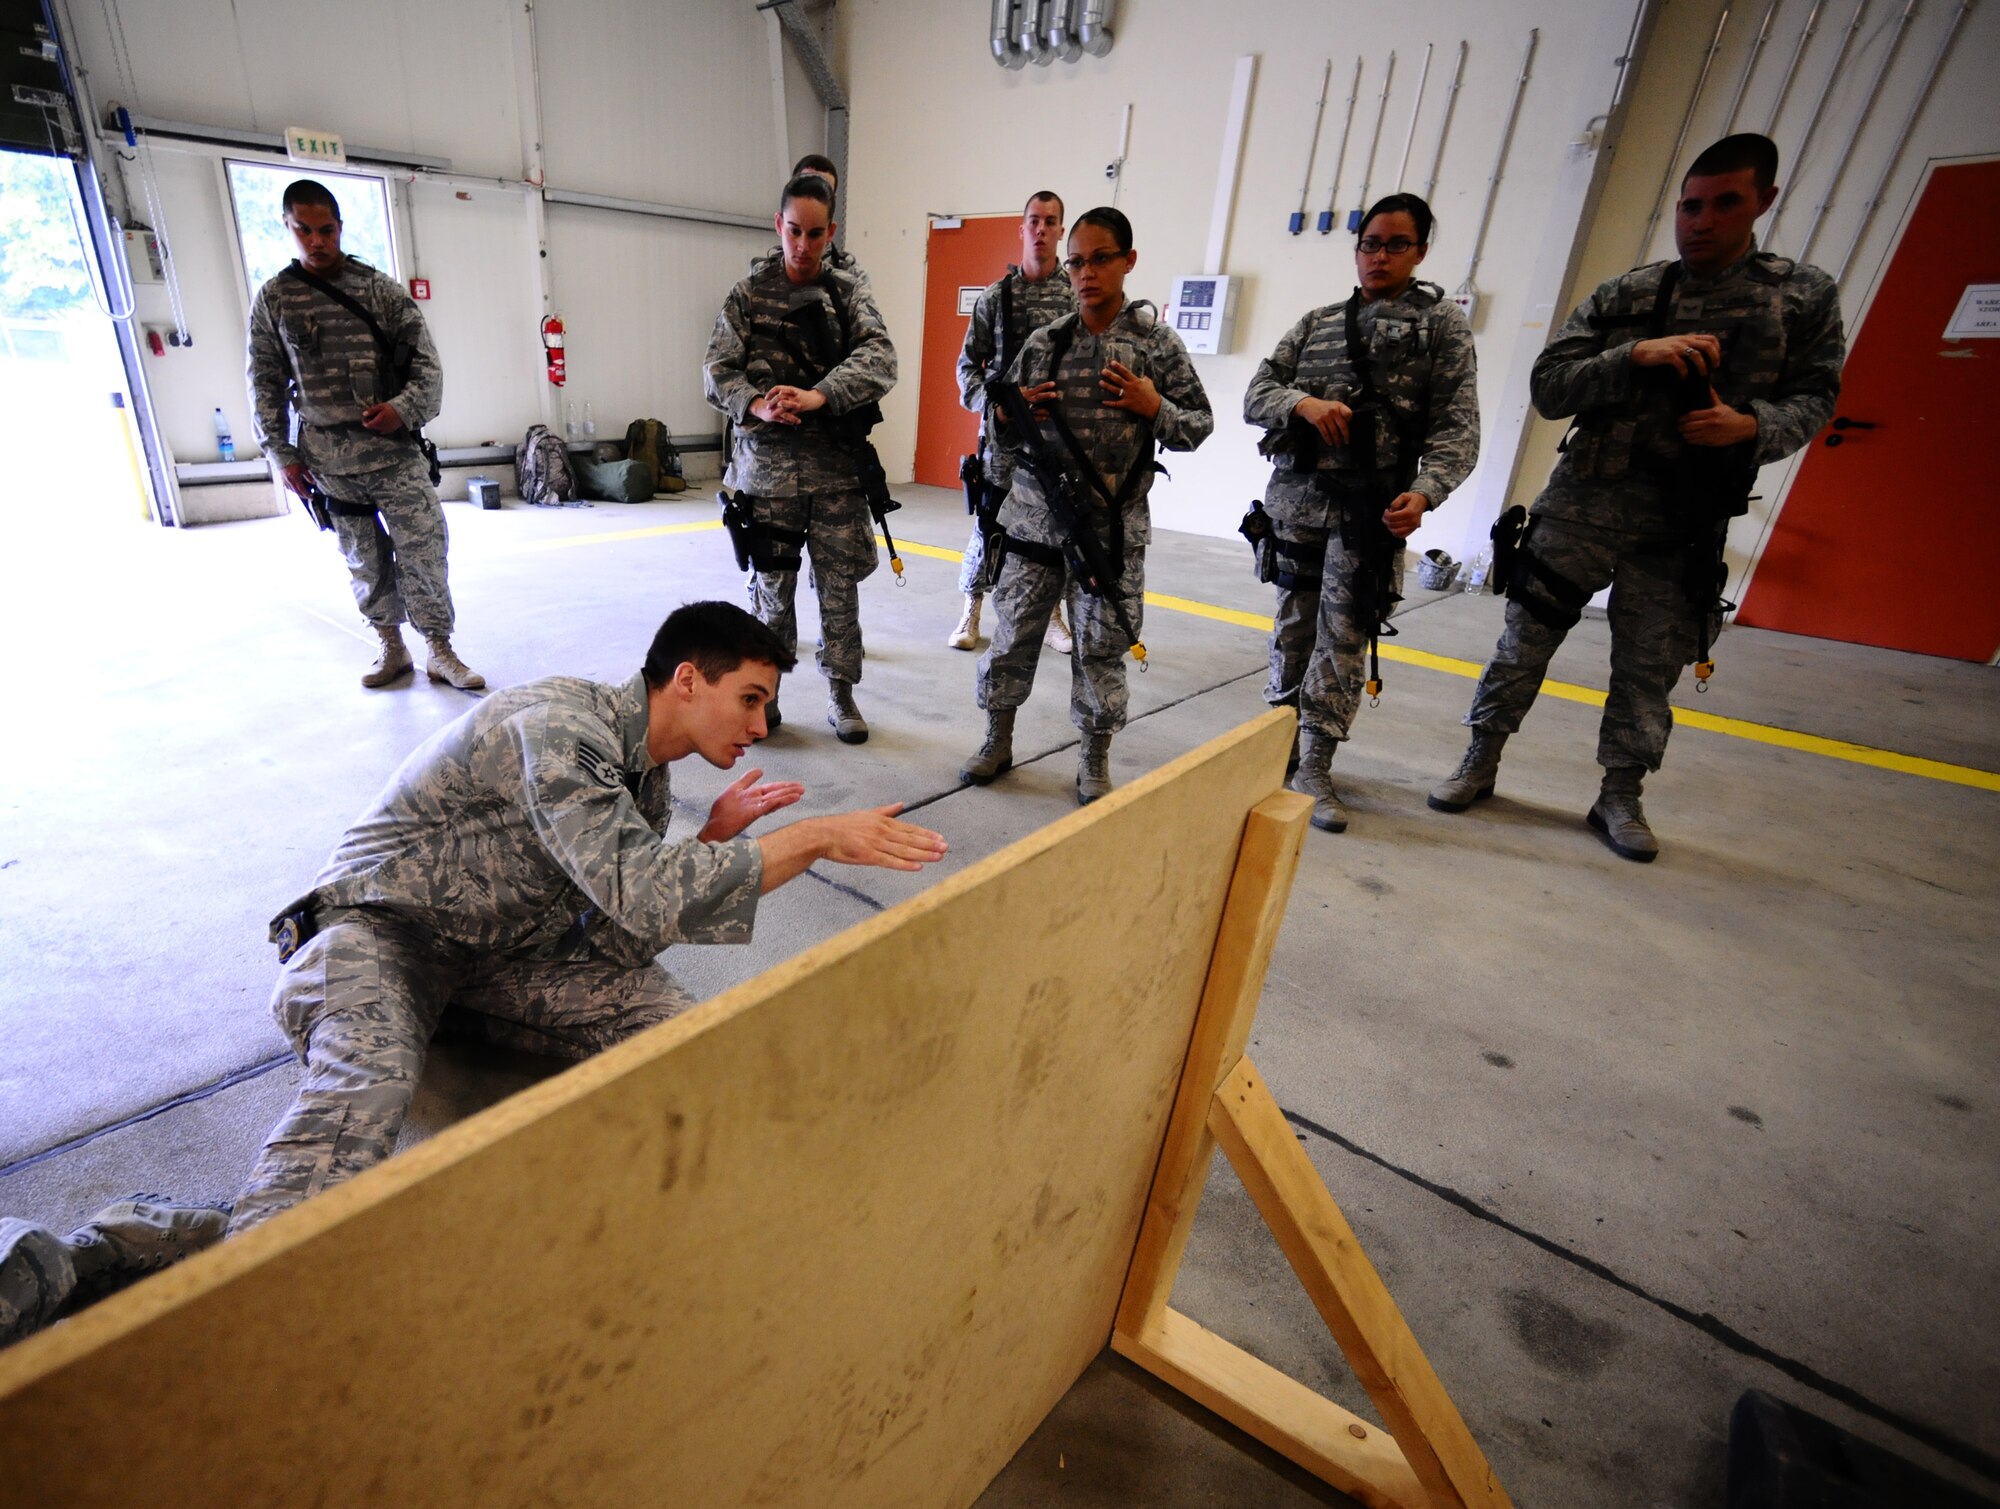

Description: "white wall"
61 0 811 470
837 0 1995 579
837 0 1654 563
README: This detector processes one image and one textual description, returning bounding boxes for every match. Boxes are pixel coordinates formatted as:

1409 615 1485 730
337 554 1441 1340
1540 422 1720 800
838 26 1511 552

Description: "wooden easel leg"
1113 790 1313 1340
1209 1056 1512 1509
1109 790 1512 1508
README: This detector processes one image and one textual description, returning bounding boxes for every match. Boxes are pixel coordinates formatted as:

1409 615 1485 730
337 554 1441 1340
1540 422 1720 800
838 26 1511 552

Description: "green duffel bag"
575 456 655 503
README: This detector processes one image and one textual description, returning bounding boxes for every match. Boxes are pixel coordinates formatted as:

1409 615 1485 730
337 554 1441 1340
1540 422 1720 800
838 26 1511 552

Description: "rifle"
776 292 905 583
986 378 1149 667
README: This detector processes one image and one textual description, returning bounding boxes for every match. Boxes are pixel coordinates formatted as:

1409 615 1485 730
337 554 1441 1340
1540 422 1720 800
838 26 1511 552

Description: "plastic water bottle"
582 400 596 442
1463 550 1489 593
212 407 235 463
565 401 579 442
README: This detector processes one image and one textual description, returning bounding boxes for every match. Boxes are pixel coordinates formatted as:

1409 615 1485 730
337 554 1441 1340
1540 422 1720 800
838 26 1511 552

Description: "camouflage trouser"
976 527 1144 736
325 462 455 640
1263 525 1407 741
749 489 879 685
229 907 693 1236
958 521 992 595
1464 514 1699 772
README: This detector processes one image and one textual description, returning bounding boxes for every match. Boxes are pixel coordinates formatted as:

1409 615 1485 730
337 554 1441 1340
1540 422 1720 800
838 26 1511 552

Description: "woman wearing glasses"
961 206 1213 805
1243 193 1480 832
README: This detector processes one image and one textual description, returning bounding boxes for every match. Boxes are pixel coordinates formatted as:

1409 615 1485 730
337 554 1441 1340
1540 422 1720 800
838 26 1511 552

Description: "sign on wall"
284 128 346 168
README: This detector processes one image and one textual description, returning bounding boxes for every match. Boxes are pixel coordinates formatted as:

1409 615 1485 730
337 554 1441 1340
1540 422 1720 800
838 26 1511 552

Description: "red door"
1738 158 2000 660
914 216 1024 487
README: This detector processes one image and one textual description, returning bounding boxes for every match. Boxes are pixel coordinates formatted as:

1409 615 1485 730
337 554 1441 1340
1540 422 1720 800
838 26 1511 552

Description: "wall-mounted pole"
1832 0 1970 283
1290 60 1332 234
1765 0 1867 244
1760 0 1823 132
1316 57 1362 233
1460 28 1538 301
1797 0 1916 264
1420 41 1468 202
1634 6 1733 265
1348 51 1395 231
1724 0 1785 130
1393 42 1433 191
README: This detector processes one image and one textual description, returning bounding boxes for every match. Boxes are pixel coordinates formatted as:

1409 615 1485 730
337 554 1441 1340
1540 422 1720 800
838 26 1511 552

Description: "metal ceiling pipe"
1019 0 1055 65
990 0 1027 69
1046 0 1082 62
1078 0 1117 57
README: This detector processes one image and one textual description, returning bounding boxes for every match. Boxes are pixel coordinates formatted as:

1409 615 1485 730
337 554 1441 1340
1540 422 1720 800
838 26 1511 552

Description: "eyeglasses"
1062 250 1126 273
1357 237 1418 256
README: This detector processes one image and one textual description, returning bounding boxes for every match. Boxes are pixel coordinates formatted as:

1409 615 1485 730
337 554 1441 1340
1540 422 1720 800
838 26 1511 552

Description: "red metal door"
913 216 1023 488
1738 158 2000 660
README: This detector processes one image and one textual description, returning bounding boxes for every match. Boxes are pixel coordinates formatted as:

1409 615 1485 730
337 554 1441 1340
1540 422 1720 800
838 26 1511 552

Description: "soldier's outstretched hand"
757 804 949 891
700 766 805 843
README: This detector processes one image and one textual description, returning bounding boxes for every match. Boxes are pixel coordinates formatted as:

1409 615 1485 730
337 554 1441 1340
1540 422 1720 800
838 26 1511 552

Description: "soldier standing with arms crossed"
704 174 898 744
961 207 1213 804
949 191 1077 656
1244 192 1479 832
1428 135 1844 861
247 179 483 691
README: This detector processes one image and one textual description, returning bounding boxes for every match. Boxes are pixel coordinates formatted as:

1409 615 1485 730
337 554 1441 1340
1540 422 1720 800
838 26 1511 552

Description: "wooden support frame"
0 710 1509 1507
1112 800 1513 1509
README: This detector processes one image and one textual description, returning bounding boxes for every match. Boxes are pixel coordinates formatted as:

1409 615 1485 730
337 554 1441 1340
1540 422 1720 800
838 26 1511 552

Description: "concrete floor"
1 485 1995 1506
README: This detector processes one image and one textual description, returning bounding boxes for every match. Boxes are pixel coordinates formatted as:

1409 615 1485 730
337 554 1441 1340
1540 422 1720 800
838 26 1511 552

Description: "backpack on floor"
575 455 655 503
516 423 576 505
622 417 687 494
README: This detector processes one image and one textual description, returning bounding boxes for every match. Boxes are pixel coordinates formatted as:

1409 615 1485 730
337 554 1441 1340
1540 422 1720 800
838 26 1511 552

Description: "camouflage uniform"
246 255 455 639
956 265 1077 593
703 261 898 687
229 672 764 1235
976 301 1213 733
1244 283 1480 740
1463 244 1844 771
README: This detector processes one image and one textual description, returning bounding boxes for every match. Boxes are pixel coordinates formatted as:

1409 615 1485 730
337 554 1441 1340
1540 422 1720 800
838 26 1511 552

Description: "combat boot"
1076 732 1113 805
1428 731 1508 812
64 1195 230 1308
1292 730 1348 832
424 637 486 691
360 624 413 688
827 679 869 744
947 593 982 650
1587 766 1660 862
1045 600 1075 655
960 709 1015 785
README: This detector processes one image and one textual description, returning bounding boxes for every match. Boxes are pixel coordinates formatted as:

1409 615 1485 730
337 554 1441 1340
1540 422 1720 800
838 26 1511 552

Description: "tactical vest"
1566 251 1796 483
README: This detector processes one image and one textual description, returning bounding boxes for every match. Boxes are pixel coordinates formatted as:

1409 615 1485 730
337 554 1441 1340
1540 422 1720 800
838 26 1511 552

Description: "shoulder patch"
1749 251 1796 282
576 742 625 791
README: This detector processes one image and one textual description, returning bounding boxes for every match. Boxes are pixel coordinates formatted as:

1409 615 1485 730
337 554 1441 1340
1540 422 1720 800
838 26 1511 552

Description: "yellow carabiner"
1130 641 1149 671
1694 658 1715 691
890 552 906 585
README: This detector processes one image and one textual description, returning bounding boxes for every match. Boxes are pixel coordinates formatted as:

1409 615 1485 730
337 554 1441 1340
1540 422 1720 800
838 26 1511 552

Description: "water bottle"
582 400 596 442
212 407 235 463
1463 550 1489 593
565 401 579 442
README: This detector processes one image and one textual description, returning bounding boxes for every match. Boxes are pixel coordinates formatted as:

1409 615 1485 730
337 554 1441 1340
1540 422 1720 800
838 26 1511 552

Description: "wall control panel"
1165 274 1239 355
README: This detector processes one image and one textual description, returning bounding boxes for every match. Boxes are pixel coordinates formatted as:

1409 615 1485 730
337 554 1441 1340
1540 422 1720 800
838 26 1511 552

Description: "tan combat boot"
1587 766 1660 862
424 637 486 691
1292 730 1348 832
827 679 868 744
960 709 1015 785
947 593 982 650
361 625 414 688
1045 599 1075 655
1076 732 1113 805
1428 731 1508 812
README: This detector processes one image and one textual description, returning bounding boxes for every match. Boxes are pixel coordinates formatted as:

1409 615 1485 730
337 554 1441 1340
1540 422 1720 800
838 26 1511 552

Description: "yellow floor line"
514 520 2000 792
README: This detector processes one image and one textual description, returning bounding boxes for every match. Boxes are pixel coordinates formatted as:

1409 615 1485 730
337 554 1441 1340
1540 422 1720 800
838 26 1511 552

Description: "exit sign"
285 127 346 167
410 278 431 301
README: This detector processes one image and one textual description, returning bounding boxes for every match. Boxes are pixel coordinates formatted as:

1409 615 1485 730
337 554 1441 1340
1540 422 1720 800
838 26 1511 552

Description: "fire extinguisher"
540 314 566 387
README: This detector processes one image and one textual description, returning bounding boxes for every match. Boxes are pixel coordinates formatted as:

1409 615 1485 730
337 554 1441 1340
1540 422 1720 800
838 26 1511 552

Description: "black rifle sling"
1338 290 1410 697
280 262 438 482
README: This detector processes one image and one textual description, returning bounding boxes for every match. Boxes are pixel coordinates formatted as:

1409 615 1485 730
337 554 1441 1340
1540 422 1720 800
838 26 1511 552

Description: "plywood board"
0 711 1296 1508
